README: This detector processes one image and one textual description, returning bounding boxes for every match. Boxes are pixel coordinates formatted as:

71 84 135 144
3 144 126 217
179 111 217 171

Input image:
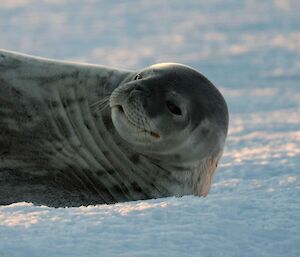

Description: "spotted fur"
0 50 228 207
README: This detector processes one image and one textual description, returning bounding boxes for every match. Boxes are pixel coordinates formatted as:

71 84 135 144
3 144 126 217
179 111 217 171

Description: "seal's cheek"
194 158 218 197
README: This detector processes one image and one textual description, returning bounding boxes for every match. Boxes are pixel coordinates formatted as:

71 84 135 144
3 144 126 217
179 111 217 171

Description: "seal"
0 49 229 207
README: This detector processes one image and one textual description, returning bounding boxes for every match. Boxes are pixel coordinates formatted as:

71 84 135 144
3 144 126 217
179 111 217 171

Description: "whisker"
90 96 110 112
90 96 110 107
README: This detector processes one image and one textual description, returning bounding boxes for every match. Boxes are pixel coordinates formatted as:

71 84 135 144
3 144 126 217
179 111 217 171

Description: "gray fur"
0 50 228 207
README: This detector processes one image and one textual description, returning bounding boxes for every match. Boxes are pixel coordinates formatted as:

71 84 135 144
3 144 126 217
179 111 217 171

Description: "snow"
0 0 299 256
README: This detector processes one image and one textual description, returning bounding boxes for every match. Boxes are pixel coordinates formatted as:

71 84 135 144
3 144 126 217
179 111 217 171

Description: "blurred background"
1 0 300 110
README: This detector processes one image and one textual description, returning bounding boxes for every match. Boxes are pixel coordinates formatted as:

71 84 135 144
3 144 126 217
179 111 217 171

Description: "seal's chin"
111 105 160 144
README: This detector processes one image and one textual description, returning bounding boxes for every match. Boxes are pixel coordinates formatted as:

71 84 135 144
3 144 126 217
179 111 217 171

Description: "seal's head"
110 63 229 196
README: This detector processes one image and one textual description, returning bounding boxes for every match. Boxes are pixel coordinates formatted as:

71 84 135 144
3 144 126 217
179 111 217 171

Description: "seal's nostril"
134 74 142 80
117 105 124 113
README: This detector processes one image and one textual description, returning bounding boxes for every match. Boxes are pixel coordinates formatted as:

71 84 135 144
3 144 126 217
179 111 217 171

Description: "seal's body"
0 50 228 207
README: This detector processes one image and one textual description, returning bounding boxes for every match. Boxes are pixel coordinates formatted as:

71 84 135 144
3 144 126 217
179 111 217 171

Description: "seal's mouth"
113 105 160 139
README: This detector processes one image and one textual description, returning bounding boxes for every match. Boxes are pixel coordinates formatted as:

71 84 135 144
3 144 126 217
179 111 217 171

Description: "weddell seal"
0 49 229 207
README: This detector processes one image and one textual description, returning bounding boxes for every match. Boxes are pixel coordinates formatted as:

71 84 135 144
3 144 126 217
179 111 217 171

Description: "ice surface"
0 0 299 256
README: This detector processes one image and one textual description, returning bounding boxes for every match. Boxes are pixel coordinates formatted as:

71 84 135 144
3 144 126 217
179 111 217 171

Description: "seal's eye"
166 101 182 116
134 74 142 80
